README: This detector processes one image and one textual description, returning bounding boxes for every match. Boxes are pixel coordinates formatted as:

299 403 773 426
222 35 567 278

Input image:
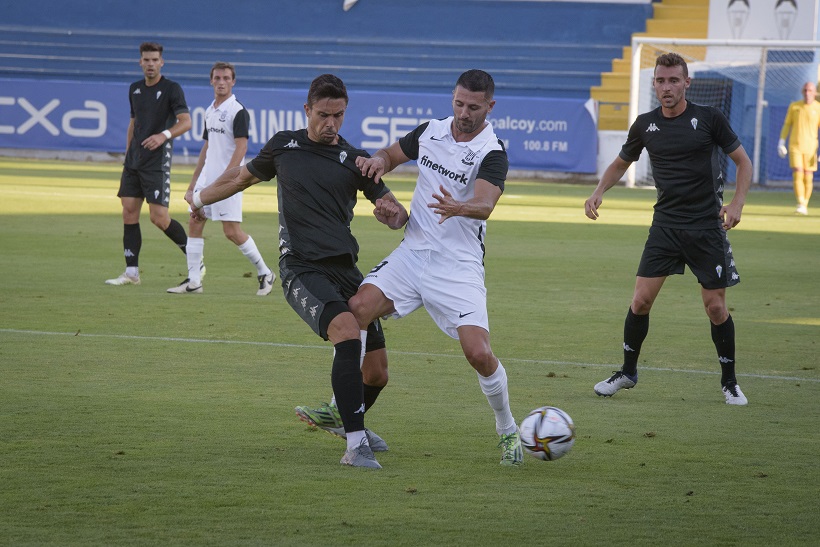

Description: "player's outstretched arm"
189 165 259 213
720 145 752 230
373 192 408 230
356 141 409 184
585 156 631 220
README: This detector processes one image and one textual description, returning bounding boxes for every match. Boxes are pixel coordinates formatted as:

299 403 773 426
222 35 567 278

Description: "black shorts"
279 254 386 349
118 166 171 206
637 225 740 289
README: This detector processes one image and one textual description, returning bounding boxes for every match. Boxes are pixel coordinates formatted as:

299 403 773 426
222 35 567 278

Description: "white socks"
186 237 204 285
346 430 366 450
238 236 271 276
359 329 368 367
186 235 269 286
477 361 517 436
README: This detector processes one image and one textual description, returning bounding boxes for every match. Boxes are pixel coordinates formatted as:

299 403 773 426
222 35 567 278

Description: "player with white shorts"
167 62 274 296
363 247 488 339
350 70 522 466
194 182 244 222
297 70 522 467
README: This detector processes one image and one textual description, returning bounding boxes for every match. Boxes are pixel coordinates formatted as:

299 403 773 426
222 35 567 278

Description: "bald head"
802 82 817 104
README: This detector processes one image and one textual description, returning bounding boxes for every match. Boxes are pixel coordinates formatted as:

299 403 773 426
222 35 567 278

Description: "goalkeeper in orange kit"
778 81 820 215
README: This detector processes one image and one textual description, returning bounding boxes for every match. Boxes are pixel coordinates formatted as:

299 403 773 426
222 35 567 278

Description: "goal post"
627 37 820 187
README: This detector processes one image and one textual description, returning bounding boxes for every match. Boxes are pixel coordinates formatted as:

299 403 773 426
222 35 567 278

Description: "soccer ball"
519 406 576 461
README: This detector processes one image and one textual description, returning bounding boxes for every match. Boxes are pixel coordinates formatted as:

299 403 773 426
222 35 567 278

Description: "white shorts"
195 176 243 222
362 245 488 339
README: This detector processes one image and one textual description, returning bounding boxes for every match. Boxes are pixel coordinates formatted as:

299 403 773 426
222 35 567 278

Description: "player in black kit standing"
584 53 752 405
106 42 192 287
189 74 408 468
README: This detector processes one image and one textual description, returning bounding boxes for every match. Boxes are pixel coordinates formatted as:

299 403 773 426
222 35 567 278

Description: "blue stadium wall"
1 0 653 173
5 0 648 47
2 0 651 97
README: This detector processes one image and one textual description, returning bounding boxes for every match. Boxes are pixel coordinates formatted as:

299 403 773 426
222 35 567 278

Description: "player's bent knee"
703 302 728 323
630 298 653 315
463 348 496 375
362 363 388 387
349 294 379 327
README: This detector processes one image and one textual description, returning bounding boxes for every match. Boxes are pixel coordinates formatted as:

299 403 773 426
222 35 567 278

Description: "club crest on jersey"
691 118 698 130
339 151 348 164
219 111 227 122
461 150 478 166
156 91 162 100
646 123 659 132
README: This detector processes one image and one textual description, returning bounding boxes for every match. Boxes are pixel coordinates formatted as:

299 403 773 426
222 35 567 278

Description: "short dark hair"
210 61 236 80
655 53 688 78
307 74 348 107
139 42 163 56
455 69 495 100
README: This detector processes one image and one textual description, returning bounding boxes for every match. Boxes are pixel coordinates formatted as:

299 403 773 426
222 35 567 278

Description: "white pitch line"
2 328 818 384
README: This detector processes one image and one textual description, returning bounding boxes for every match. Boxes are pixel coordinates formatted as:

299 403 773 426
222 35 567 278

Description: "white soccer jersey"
398 117 507 262
197 94 249 187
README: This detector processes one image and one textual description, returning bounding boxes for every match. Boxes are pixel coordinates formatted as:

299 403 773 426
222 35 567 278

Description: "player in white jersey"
299 70 522 466
168 62 274 295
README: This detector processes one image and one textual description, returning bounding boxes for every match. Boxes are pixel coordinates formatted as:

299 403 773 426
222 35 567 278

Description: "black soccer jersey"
246 129 390 262
125 76 189 170
620 101 741 229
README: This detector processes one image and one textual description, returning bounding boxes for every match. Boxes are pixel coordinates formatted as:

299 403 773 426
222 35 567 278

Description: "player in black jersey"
189 74 408 468
106 42 192 287
584 53 752 405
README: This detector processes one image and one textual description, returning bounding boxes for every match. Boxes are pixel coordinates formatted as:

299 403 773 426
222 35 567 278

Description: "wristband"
162 129 172 140
193 191 204 209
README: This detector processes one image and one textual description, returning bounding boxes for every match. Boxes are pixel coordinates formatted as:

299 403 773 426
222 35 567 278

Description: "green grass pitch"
1 157 818 545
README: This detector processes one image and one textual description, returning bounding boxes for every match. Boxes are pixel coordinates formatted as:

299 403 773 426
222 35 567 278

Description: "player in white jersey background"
168 62 274 295
297 69 523 466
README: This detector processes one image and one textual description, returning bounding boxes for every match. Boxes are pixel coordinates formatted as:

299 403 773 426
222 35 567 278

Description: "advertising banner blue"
0 77 598 173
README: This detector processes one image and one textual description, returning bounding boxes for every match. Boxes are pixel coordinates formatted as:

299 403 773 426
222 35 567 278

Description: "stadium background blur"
1 0 818 183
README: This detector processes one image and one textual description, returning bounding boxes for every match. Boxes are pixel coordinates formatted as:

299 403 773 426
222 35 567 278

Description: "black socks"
163 218 188 254
623 307 649 376
123 223 141 267
331 339 365 432
711 315 736 386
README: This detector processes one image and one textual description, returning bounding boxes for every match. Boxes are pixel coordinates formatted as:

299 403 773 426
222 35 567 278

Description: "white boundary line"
2 328 818 384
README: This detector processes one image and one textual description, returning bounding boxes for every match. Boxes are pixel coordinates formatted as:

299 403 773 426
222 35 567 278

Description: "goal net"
628 38 820 187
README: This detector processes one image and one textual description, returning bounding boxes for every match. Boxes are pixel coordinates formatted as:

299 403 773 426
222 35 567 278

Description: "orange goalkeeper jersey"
780 100 820 154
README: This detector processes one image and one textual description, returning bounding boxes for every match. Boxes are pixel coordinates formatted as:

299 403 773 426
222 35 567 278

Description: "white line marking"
2 328 817 383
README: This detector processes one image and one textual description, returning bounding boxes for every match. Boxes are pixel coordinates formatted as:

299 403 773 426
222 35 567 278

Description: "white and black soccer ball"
519 406 576 461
